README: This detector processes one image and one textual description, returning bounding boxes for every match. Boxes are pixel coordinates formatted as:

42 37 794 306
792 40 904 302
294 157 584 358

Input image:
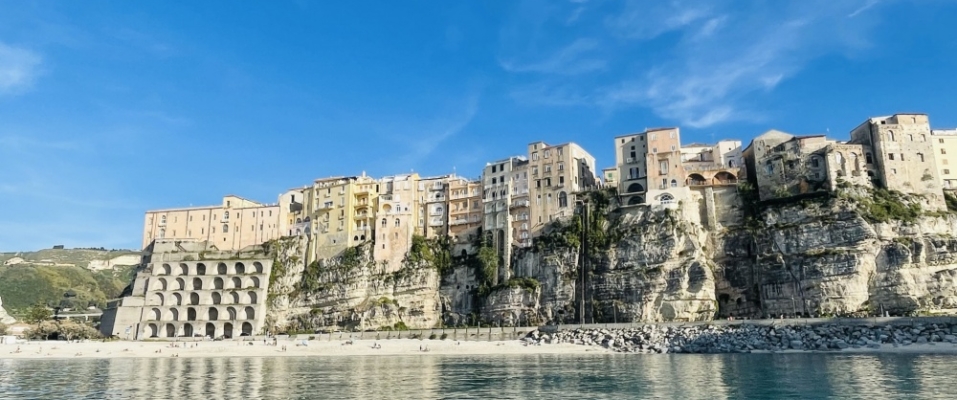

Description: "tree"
0 323 7 335
23 303 52 327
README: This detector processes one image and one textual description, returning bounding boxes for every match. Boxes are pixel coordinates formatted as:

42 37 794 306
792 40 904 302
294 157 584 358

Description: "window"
888 131 895 141
943 149 948 155
891 168 897 175
161 215 167 224
395 218 400 227
940 138 945 144
224 211 230 220
671 145 676 151
381 218 387 227
559 176 565 185
492 177 497 184
544 149 550 159
201 228 204 234
536 180 541 188
670 179 677 188
659 161 668 174
889 154 895 161
669 131 675 138
652 147 658 154
918 153 925 162
545 165 551 173
661 179 667 188
545 178 551 186
547 194 552 203
946 169 951 175
866 153 873 164
223 224 229 233
909 134 914 141
558 162 564 171
559 192 568 208
766 161 774 175
811 158 819 168
532 152 539 161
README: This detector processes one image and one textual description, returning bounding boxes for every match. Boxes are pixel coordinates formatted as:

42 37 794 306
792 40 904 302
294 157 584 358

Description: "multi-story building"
931 129 957 190
742 131 834 201
374 173 420 271
447 177 483 253
482 156 529 280
419 175 453 239
99 239 273 339
142 195 280 251
614 128 686 207
680 140 743 189
278 187 308 237
849 113 944 208
527 142 597 233
308 175 378 261
601 167 617 188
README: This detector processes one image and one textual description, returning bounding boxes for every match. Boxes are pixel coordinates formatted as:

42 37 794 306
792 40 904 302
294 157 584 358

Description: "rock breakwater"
526 322 957 354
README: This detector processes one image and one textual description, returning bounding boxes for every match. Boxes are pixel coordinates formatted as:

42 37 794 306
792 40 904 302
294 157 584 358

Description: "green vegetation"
23 303 52 326
405 235 454 274
946 192 957 213
0 265 135 313
0 323 7 335
846 187 922 223
24 320 101 341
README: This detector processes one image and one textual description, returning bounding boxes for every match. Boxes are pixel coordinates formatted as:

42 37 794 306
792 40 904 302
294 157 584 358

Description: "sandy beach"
4 338 957 360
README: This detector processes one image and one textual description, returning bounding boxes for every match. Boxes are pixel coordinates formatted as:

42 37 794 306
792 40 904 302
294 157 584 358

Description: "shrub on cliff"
24 320 102 341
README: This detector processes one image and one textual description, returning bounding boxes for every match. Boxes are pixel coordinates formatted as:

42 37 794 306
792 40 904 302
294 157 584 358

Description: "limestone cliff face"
265 238 441 332
265 189 957 330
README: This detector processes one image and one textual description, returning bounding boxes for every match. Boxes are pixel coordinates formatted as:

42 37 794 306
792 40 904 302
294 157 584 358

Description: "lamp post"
577 198 590 325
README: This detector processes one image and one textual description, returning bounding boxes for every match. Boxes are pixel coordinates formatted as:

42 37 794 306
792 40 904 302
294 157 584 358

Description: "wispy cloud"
501 0 887 128
500 38 606 75
0 41 42 95
400 94 480 167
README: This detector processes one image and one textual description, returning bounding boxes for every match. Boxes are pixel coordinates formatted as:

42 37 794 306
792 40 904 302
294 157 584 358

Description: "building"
931 129 957 190
482 156 529 280
99 239 273 339
681 140 743 190
614 128 687 207
742 131 838 201
308 175 379 261
849 113 944 208
419 175 453 239
601 167 617 188
374 173 420 271
278 187 308 237
527 141 597 233
447 177 483 253
142 195 280 251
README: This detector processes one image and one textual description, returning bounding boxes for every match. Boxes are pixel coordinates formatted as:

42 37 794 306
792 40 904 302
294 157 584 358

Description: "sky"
1 0 957 251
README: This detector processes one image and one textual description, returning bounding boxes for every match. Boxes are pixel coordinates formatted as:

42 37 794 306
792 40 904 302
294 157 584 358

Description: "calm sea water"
1 353 955 399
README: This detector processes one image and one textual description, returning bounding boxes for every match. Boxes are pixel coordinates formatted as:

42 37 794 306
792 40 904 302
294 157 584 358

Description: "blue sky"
2 0 956 251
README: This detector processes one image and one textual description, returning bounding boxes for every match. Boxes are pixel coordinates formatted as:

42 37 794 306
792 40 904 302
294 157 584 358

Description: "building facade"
527 142 597 233
307 175 379 261
374 174 420 271
482 156 529 280
447 177 483 253
142 195 280 251
931 129 957 190
99 239 272 339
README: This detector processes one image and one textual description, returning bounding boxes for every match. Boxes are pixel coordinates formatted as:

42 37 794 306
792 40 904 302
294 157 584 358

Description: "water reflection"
1 353 957 399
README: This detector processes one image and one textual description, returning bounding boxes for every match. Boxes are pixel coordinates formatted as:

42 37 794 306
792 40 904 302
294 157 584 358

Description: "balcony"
317 202 334 210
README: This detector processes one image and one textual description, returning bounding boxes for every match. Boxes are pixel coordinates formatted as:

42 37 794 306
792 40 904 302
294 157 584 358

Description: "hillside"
0 248 141 269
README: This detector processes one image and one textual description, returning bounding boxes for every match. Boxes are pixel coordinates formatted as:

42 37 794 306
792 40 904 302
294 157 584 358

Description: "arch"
212 292 222 305
253 262 263 274
192 278 203 290
156 278 168 291
150 308 161 321
713 171 736 185
627 196 644 206
230 291 240 304
172 293 183 306
227 307 238 320
160 264 171 276
461 249 467 257
656 193 675 204
687 173 707 186
558 191 568 208
196 263 207 275
244 307 255 320
187 307 197 321
205 323 216 338
152 293 165 306
209 307 219 321
241 322 253 336
670 179 677 188
354 235 359 241
381 218 387 227
165 324 176 338
189 292 200 305
248 291 258 304
178 263 188 276
169 308 180 321
250 276 261 288
217 263 227 275
214 277 224 290
232 277 242 289
147 323 159 338
175 278 185 291
183 323 194 337
395 218 400 227
296 217 302 224
626 182 644 193
235 262 246 275
224 323 234 339
223 224 229 233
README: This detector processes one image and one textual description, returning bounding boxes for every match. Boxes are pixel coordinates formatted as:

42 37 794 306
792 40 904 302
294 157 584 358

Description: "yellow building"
932 129 957 190
307 174 378 261
526 141 598 234
142 195 280 251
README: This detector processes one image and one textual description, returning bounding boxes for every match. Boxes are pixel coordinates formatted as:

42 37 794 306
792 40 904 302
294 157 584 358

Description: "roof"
683 142 712 148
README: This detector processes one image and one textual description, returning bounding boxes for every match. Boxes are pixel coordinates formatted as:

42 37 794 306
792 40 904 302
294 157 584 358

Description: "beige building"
601 167 617 188
142 195 280 251
482 156 530 280
850 114 944 208
681 140 743 191
307 175 379 261
278 187 308 237
99 239 273 339
527 141 597 232
419 175 453 239
615 128 690 207
931 129 957 190
447 177 483 253
374 173 420 271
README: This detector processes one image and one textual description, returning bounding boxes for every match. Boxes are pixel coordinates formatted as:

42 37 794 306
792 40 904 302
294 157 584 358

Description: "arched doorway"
169 308 179 321
253 262 264 273
153 293 164 306
196 263 207 275
212 292 222 305
687 173 706 186
248 292 258 304
209 308 219 321
173 293 182 305
178 263 188 276
156 279 168 291
217 263 228 274
627 196 644 206
227 307 237 320
150 308 161 321
165 324 176 338
251 277 260 288
187 308 197 321
146 324 158 338
175 278 185 290
232 277 242 289
183 323 194 337
205 323 216 338
223 323 234 339
626 182 644 193
192 278 203 290
160 264 171 275
241 322 253 336
190 293 200 305
235 263 246 275
714 171 736 185
214 277 224 290
244 307 255 320
230 291 240 304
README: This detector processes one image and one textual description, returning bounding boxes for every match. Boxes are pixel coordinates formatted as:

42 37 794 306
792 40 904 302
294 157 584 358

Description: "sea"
1 353 955 399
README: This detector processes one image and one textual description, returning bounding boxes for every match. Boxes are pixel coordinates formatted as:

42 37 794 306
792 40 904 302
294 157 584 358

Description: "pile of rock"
525 323 957 353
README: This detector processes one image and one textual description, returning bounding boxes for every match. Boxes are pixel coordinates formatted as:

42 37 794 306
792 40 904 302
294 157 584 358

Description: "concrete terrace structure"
99 239 272 340
142 195 280 251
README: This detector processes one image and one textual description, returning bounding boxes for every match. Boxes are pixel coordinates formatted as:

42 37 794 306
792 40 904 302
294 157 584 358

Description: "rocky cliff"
264 186 957 332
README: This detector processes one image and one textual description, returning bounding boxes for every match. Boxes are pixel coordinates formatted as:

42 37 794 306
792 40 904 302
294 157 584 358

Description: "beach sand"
3 339 957 360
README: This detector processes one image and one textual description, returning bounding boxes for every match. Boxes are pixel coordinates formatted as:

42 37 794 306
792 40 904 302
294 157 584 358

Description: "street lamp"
576 198 590 325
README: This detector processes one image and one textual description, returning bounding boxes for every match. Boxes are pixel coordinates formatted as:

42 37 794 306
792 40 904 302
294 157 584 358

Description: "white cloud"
0 42 42 95
500 38 606 75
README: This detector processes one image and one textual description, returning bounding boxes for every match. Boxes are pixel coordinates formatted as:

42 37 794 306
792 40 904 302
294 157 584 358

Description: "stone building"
931 128 957 190
446 177 483 254
742 131 835 201
142 195 280 251
482 156 530 279
601 167 617 188
849 113 944 209
307 175 379 261
278 187 308 237
526 141 597 232
614 128 690 207
373 173 420 271
681 140 742 190
99 239 272 339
